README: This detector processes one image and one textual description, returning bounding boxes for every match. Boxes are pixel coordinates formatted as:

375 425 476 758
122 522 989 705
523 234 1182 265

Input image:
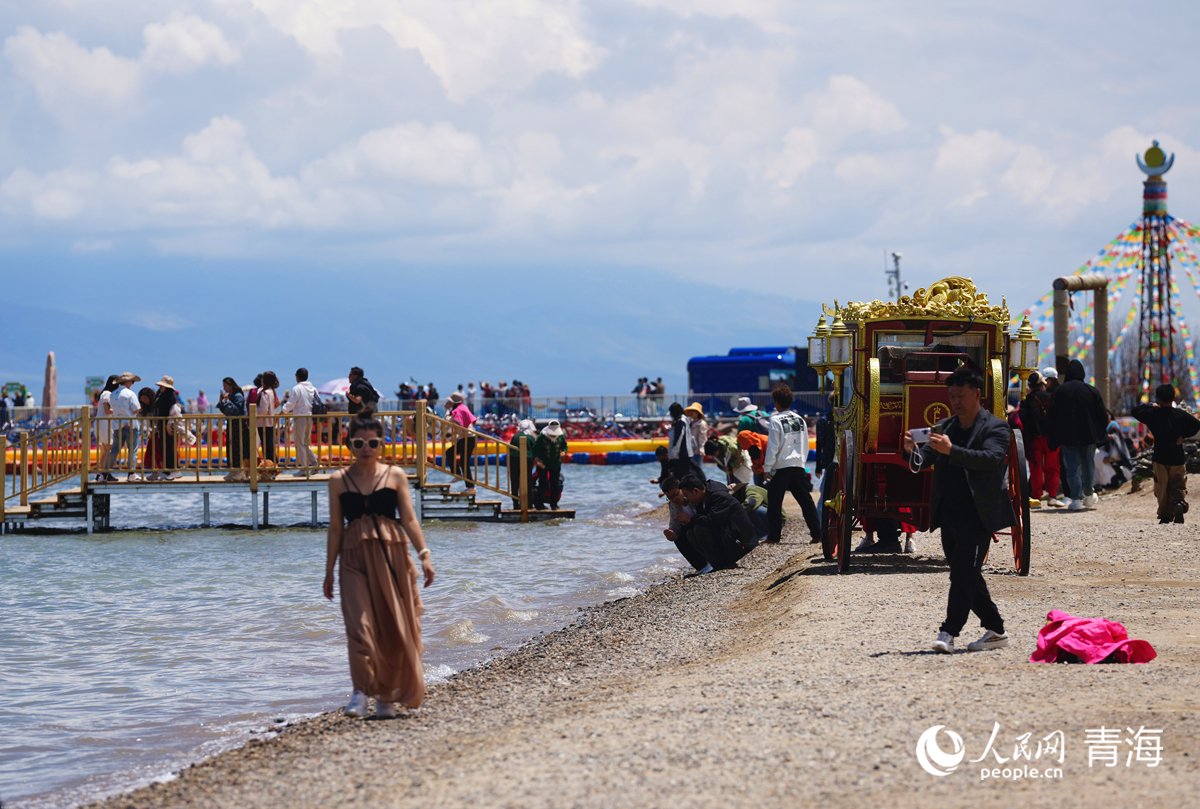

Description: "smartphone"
930 423 946 435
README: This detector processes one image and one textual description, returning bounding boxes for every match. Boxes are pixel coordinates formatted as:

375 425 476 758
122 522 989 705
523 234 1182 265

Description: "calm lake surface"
0 464 684 808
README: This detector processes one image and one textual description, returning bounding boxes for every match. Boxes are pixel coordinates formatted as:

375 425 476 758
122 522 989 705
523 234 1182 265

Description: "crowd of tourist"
631 377 666 416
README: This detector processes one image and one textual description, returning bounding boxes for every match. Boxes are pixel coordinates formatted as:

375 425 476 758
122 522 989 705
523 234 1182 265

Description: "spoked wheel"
1008 429 1032 575
822 433 856 573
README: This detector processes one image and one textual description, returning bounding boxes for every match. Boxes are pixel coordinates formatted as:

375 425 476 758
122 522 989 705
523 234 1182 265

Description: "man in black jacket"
675 474 758 570
1048 359 1108 511
903 366 1012 654
1133 384 1200 524
346 366 380 415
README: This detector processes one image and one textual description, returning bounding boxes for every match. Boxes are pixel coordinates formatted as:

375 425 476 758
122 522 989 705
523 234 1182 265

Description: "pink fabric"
1030 609 1156 664
449 403 476 429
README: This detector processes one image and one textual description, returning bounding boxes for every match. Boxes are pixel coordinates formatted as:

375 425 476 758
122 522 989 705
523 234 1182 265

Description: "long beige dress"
338 482 425 707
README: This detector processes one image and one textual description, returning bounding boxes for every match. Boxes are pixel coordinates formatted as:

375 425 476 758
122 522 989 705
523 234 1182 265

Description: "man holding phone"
902 366 1012 654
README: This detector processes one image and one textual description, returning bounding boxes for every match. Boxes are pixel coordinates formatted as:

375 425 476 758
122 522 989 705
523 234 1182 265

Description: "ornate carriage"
808 277 1036 574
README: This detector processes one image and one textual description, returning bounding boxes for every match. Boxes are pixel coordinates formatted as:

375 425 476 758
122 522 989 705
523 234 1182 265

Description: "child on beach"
325 408 435 718
1132 384 1200 524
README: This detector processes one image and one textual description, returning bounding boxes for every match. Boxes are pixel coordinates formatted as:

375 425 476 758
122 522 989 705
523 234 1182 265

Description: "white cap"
1041 366 1059 379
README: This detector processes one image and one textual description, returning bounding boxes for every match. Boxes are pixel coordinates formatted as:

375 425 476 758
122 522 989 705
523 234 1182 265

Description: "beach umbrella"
319 377 351 397
42 351 57 418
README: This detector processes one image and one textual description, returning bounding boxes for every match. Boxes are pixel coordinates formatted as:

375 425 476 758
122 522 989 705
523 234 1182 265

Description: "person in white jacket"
281 367 320 473
763 385 821 543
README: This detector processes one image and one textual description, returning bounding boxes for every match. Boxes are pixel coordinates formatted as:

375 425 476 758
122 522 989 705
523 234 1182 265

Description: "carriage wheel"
1008 429 1032 575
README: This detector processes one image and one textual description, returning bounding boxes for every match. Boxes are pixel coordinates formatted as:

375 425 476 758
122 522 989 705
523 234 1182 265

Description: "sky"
3 1 1200 401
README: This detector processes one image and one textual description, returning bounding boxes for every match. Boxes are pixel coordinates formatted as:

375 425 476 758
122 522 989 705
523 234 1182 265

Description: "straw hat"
155 375 176 391
449 391 465 404
684 401 704 418
117 371 142 384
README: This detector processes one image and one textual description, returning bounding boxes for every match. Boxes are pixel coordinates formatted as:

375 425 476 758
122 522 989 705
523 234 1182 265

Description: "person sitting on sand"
659 477 711 574
325 408 435 719
674 474 758 570
1132 384 1200 524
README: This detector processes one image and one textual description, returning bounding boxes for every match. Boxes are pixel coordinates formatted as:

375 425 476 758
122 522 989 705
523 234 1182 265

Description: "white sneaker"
374 699 397 719
1084 492 1099 508
145 472 162 481
967 630 1009 652
344 690 368 718
164 472 182 480
1067 499 1084 512
127 473 143 482
854 536 875 551
903 537 915 554
1050 496 1070 508
931 631 955 654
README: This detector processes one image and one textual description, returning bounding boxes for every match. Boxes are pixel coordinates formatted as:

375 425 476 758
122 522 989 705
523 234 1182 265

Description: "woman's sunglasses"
349 437 382 450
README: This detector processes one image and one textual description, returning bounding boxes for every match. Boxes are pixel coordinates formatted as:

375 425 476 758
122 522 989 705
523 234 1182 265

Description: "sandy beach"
92 485 1199 809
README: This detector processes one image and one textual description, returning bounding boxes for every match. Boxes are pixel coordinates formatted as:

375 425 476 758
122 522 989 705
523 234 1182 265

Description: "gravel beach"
93 485 1199 809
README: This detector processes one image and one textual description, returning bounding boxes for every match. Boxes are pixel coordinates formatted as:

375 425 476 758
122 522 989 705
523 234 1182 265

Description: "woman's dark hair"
222 376 239 392
262 371 279 390
103 374 120 393
349 406 384 438
253 373 263 387
154 386 177 417
136 386 156 416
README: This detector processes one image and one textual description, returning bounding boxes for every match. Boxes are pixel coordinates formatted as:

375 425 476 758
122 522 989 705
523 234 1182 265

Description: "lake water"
0 464 684 808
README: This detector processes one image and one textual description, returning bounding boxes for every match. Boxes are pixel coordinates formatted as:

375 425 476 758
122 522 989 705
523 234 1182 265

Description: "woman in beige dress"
324 408 435 718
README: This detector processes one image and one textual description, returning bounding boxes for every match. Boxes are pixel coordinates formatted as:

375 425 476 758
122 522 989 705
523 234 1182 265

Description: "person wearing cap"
145 376 184 481
734 396 771 435
533 420 568 509
1019 371 1061 508
108 372 143 481
507 419 539 509
684 402 708 469
446 392 478 495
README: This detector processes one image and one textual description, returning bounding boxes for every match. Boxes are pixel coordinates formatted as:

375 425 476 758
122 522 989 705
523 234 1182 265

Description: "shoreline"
89 488 1199 808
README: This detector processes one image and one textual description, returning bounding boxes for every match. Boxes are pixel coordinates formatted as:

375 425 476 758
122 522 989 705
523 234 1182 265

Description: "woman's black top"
340 487 399 524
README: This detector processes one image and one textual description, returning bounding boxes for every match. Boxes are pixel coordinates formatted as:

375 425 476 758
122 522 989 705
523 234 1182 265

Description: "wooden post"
415 406 427 490
80 408 91 494
248 404 259 494
519 439 529 523
20 431 30 506
1 435 7 521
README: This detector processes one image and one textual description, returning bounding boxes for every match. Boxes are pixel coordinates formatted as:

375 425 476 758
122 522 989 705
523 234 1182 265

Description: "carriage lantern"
1008 314 1040 395
808 314 830 389
825 314 853 400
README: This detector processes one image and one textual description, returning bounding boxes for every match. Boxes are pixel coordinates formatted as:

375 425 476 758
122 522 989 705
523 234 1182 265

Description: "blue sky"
3 1 1200 401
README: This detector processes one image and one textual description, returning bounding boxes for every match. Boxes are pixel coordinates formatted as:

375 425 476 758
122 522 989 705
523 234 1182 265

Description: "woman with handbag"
145 376 183 480
324 408 435 719
256 371 281 463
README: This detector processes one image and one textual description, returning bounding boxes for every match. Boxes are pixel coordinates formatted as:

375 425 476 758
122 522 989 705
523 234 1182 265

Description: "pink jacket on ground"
1030 609 1156 664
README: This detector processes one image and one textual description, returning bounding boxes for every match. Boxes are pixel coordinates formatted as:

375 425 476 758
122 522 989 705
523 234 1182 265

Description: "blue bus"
686 346 824 416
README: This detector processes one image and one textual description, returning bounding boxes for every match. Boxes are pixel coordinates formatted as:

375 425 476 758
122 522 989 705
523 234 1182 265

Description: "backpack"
310 389 328 415
749 410 772 436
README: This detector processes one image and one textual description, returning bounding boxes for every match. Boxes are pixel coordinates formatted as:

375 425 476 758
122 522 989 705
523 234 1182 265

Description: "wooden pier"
2 408 574 534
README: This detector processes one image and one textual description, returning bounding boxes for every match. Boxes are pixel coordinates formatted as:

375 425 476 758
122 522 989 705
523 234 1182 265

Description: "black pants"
690 524 748 570
258 426 276 462
673 535 709 571
534 465 563 508
766 466 820 541
939 519 1005 637
452 437 477 485
227 421 250 467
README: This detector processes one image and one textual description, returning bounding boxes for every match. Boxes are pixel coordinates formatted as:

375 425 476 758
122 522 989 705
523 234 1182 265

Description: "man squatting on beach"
902 365 1011 654
1132 383 1200 524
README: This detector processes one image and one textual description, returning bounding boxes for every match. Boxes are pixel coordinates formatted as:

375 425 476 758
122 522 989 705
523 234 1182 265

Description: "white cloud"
142 13 240 73
3 26 140 116
229 0 605 101
763 128 820 189
125 310 194 331
811 75 906 138
304 122 493 188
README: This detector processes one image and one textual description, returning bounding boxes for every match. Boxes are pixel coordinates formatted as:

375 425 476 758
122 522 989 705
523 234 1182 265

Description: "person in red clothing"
445 392 478 495
1020 371 1063 508
737 429 769 486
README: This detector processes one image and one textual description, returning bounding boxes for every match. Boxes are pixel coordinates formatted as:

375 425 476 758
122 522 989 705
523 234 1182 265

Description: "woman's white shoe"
344 690 369 717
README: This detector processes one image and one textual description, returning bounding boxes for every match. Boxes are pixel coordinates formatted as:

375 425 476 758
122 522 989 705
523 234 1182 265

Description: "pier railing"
1 416 89 517
73 407 530 520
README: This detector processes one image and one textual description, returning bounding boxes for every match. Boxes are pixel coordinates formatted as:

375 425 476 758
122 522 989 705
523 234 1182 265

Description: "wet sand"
93 486 1199 808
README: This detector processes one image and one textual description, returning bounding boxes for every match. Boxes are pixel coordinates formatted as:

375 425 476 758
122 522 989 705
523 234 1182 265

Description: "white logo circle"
915 725 965 777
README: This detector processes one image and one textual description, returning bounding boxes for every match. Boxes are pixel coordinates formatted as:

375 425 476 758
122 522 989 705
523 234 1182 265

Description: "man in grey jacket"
903 366 1013 654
